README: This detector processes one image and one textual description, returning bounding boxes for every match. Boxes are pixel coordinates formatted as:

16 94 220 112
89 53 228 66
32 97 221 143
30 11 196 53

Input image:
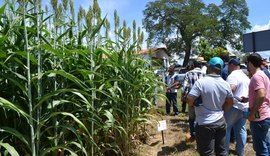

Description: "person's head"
168 65 175 74
228 58 240 73
207 57 224 75
219 53 230 63
262 59 268 69
197 56 207 67
246 53 262 75
187 59 201 70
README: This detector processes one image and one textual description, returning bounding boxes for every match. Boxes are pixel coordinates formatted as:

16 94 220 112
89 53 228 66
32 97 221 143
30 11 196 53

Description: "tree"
197 39 229 61
143 0 211 66
143 0 251 66
204 0 251 51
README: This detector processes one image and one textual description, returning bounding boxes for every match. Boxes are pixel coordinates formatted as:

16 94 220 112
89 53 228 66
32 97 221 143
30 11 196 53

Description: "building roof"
136 47 169 55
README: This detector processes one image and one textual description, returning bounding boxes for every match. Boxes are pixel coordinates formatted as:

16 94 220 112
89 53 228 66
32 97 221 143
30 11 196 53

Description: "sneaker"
174 112 179 116
185 134 195 142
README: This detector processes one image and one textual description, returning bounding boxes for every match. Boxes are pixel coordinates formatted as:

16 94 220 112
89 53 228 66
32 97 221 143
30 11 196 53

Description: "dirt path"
136 110 255 156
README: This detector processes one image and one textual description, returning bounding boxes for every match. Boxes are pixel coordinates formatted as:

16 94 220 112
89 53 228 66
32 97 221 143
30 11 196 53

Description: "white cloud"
249 20 270 61
251 20 270 32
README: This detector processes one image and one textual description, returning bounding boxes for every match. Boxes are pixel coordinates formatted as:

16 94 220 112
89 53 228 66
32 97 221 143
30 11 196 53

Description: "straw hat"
197 57 206 63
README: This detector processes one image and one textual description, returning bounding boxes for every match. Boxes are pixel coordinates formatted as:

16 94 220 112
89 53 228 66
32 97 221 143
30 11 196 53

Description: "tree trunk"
183 42 192 67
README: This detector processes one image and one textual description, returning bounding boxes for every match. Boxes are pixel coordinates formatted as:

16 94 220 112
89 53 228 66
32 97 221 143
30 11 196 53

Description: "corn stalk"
0 1 158 155
21 0 36 155
35 0 42 154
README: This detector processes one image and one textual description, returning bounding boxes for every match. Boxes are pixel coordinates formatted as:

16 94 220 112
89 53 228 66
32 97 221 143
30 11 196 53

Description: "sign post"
157 120 167 144
243 29 270 53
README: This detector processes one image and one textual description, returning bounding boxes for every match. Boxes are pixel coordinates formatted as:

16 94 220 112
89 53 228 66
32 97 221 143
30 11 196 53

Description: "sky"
1 0 270 58
75 0 270 58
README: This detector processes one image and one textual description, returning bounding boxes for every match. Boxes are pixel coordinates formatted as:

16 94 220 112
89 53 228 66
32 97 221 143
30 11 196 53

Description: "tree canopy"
143 0 251 66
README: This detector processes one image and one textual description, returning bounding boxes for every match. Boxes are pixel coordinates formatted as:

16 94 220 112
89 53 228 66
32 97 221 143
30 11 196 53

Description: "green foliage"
143 0 250 66
197 39 229 61
0 143 20 156
0 1 160 156
204 0 251 51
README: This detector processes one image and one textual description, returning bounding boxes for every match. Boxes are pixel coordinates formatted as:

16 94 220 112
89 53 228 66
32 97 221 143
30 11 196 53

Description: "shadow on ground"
156 141 195 156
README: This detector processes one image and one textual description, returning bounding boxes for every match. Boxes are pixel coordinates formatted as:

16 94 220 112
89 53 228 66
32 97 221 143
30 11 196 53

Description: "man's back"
182 67 205 96
189 75 233 125
226 69 250 110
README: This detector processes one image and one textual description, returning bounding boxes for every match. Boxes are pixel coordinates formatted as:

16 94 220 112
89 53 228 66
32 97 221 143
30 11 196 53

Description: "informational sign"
243 29 270 52
157 120 167 132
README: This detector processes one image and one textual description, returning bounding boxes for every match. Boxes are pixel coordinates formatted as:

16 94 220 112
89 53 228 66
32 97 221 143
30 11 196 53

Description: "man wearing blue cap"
187 57 234 156
224 58 250 156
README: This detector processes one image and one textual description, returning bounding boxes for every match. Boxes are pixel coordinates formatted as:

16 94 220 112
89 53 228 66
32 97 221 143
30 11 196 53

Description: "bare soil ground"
134 98 256 156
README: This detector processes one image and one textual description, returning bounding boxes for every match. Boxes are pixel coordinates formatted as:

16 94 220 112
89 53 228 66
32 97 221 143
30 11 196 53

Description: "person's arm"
168 75 180 89
187 95 196 106
222 97 234 112
222 83 234 112
247 88 265 120
187 81 200 106
230 84 237 93
241 96 249 103
169 80 180 88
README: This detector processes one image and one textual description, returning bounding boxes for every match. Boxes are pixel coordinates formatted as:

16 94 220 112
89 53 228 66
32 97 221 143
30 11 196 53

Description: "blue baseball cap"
208 57 224 69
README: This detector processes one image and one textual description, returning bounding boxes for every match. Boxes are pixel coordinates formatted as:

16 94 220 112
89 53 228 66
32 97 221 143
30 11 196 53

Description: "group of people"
164 53 270 156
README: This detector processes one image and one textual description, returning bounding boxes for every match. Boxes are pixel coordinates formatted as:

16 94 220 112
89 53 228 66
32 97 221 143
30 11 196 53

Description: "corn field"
0 0 160 155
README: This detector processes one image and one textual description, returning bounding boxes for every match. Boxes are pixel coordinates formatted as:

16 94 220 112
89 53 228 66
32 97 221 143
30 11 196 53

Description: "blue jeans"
250 118 270 156
165 92 179 114
224 107 247 156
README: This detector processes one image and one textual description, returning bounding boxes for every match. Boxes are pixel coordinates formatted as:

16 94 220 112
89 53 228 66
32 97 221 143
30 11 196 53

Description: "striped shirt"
182 67 205 96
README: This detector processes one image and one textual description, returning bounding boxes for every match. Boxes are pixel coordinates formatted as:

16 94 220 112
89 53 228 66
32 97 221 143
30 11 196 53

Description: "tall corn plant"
21 0 36 155
0 1 33 155
0 1 160 155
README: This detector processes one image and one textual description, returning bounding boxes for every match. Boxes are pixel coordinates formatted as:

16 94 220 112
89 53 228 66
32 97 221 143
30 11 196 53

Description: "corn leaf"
0 3 6 17
40 145 77 156
0 97 30 122
0 142 20 156
0 127 31 151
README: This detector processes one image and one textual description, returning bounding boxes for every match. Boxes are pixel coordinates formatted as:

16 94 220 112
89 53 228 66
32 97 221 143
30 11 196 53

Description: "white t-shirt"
201 65 207 74
165 73 179 93
226 69 250 111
